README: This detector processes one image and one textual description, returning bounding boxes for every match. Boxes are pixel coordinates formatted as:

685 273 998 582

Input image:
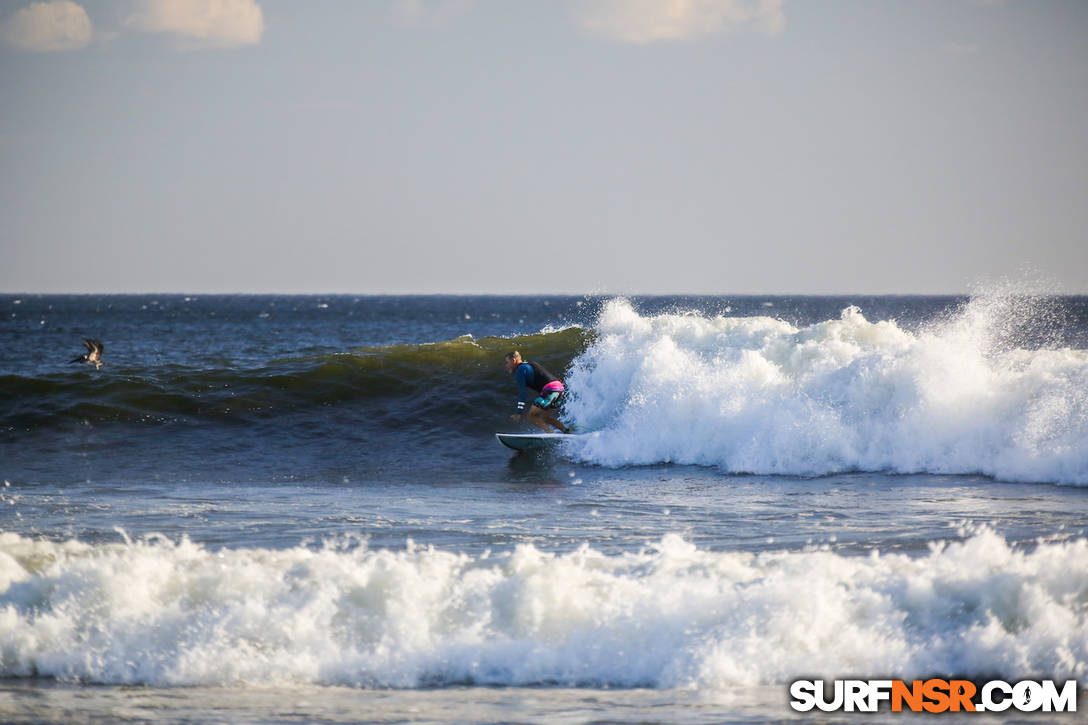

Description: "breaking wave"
564 296 1088 484
0 529 1085 688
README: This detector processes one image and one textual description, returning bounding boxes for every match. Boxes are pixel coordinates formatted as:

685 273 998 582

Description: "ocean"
1 292 1087 723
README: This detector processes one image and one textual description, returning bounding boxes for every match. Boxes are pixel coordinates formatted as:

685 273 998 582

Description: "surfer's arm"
514 364 532 413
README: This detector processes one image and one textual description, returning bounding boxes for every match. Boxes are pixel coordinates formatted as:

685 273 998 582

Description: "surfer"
504 351 571 434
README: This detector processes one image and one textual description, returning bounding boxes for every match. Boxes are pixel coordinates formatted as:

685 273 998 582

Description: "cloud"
123 0 264 48
1 0 93 52
571 0 785 44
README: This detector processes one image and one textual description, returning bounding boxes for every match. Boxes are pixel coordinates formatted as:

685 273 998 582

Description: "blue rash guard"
513 361 564 413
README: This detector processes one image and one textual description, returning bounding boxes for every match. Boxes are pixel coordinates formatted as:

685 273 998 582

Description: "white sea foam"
0 530 1086 688
563 297 1088 484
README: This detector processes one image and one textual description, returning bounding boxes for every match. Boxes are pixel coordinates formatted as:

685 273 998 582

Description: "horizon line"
3 290 1082 298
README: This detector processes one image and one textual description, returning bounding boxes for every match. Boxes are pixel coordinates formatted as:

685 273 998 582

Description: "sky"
1 0 1086 295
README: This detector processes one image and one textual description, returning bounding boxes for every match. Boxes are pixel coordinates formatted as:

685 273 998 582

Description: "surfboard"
495 432 584 452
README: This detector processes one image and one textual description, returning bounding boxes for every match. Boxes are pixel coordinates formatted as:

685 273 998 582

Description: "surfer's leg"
544 410 571 434
526 405 553 432
528 404 570 434
542 391 570 433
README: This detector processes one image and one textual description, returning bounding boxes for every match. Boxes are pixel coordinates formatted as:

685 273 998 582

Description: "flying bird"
70 339 106 370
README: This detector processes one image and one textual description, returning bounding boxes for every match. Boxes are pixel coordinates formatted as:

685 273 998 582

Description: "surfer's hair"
505 351 520 361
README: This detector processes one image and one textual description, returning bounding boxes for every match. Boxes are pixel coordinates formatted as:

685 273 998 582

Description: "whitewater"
1 527 1085 689
566 296 1088 484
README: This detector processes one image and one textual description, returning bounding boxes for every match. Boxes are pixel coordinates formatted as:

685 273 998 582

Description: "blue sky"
2 0 1086 294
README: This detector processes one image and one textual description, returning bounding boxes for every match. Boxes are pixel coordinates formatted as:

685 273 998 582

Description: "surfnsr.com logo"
789 679 1078 713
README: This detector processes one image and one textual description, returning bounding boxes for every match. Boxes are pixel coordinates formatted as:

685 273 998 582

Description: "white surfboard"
495 432 586 452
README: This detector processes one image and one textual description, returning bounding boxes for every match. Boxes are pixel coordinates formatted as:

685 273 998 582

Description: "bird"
70 339 106 370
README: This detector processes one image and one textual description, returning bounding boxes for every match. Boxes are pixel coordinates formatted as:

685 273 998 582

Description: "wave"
563 296 1088 484
0 327 590 432
7 292 1087 485
0 529 1085 688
